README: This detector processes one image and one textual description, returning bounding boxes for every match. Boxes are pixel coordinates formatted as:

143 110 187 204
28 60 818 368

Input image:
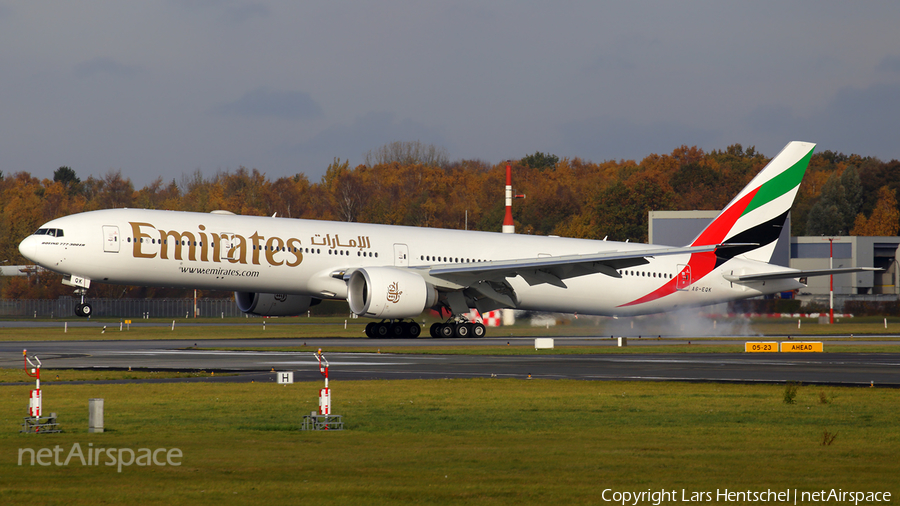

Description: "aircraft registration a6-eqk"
18 141 872 338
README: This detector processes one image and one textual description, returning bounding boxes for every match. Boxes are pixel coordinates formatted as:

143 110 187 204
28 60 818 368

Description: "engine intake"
347 267 437 318
234 292 319 316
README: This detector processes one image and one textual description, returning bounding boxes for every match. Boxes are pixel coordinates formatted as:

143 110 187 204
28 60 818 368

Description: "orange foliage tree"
1 144 898 300
851 186 900 236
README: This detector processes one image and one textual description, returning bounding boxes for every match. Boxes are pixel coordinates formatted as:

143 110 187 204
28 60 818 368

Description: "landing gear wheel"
472 323 486 338
391 322 406 338
74 303 92 318
430 323 442 338
455 323 470 338
439 324 454 338
365 320 422 339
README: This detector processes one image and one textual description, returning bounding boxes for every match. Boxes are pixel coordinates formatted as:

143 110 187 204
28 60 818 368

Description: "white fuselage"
18 208 802 317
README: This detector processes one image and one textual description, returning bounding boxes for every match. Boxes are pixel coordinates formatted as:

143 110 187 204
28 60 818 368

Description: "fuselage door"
102 226 120 253
393 243 409 267
676 264 691 290
220 233 236 261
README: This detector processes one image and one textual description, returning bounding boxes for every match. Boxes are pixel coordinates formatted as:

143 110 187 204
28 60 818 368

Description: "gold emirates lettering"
129 222 303 267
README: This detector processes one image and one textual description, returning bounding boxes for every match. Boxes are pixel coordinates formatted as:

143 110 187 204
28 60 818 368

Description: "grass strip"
2 317 900 342
1 379 897 505
0 369 227 383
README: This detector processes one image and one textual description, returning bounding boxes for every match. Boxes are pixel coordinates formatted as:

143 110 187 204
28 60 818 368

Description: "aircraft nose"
18 235 37 262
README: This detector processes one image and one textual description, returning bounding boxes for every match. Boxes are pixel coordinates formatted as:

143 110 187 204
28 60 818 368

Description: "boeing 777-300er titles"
18 141 875 338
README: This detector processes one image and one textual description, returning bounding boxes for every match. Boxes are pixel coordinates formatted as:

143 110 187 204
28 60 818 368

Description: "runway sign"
745 342 778 352
780 342 824 352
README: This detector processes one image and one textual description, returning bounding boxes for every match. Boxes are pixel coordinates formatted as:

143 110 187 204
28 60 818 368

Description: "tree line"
2 142 898 300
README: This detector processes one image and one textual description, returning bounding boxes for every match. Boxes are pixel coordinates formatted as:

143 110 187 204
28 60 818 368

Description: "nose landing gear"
73 288 92 318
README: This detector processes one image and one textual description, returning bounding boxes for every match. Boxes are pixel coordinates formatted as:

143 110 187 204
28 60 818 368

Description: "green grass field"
0 317 366 341
2 320 898 504
0 368 227 383
1 314 900 342
1 378 898 505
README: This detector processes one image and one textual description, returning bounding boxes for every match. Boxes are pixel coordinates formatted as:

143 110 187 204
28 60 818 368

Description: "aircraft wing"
425 244 719 289
723 267 881 283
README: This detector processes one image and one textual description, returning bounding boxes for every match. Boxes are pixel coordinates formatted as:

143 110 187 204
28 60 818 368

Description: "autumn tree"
850 186 900 236
3 272 73 300
422 161 509 232
857 159 900 217
211 167 272 216
40 180 85 223
512 158 580 235
268 174 312 219
364 140 449 168
805 168 863 236
53 166 81 196
357 162 421 226
84 170 135 210
3 141 900 300
592 170 676 243
0 173 45 263
670 159 721 210
520 151 559 170
840 166 863 228
179 169 220 213
134 177 182 210
322 158 365 222
705 144 768 209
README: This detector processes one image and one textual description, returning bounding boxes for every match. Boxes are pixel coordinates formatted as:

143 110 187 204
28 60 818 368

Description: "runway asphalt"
2 337 899 387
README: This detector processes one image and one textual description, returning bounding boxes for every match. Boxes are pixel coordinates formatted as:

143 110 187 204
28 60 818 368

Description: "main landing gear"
73 288 92 318
429 318 486 339
363 317 488 339
365 320 422 339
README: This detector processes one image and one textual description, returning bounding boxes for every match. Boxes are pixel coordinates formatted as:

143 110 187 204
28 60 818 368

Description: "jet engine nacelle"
234 292 319 316
347 267 438 318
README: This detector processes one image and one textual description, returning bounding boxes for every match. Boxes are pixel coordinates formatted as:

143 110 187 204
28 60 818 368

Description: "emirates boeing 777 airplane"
18 141 869 338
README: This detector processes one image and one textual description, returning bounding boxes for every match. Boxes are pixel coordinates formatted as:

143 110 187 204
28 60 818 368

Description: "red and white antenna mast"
502 162 524 234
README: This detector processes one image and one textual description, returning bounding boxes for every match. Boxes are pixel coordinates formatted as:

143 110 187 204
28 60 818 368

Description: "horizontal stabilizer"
723 267 881 283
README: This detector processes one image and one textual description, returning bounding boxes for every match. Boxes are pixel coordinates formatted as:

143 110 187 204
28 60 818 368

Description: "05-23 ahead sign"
781 341 824 352
745 341 823 353
745 342 778 353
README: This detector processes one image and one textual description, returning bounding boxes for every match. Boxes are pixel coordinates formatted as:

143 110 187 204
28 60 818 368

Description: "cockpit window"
33 228 63 237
